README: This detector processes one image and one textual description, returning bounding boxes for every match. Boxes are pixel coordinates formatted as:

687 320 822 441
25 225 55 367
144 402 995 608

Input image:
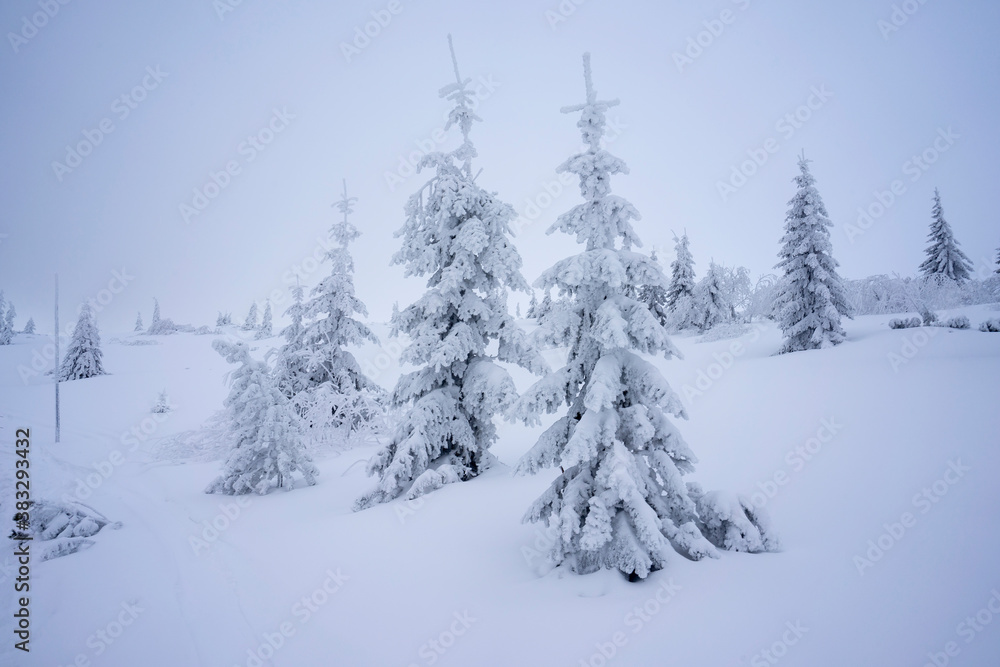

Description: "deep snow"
2 307 999 666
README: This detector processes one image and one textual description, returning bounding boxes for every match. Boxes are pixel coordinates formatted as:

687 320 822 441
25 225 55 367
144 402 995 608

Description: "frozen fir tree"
299 179 384 432
150 299 161 328
152 389 171 414
134 312 144 332
512 54 759 580
60 304 106 380
637 250 670 327
996 246 1000 274
0 293 11 346
242 302 258 331
356 36 546 511
666 233 696 311
206 339 318 495
273 281 311 400
691 261 735 331
23 317 35 334
5 302 16 332
772 154 852 354
255 301 273 339
918 189 973 284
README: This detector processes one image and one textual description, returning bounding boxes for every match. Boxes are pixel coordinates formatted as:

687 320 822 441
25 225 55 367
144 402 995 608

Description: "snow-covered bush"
690 487 779 554
942 316 970 330
979 319 1000 333
206 339 318 495
152 390 172 413
888 317 922 330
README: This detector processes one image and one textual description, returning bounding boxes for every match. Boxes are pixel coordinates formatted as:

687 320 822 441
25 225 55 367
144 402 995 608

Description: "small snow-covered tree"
242 302 258 331
134 312 144 332
274 281 311 400
513 54 763 580
691 262 735 331
255 301 273 339
5 302 16 333
298 179 385 434
995 246 1000 274
637 250 670 327
206 339 318 495
0 292 11 345
152 390 172 414
23 317 36 334
918 189 973 284
772 154 852 353
60 304 106 380
151 299 161 327
666 233 696 311
356 36 546 510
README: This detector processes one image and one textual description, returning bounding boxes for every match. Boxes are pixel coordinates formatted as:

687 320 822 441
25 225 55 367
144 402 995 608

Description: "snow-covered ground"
2 307 1000 666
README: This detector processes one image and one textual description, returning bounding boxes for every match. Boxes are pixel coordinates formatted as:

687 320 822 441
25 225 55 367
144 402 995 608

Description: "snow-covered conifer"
151 299 161 327
918 189 973 284
666 233 696 310
5 302 16 333
772 154 852 353
274 281 311 400
638 250 670 327
152 390 172 414
255 301 273 339
60 304 106 380
134 312 144 332
298 179 384 433
207 340 317 494
691 262 735 331
356 37 546 510
513 54 732 580
23 317 36 334
0 292 11 345
242 302 258 331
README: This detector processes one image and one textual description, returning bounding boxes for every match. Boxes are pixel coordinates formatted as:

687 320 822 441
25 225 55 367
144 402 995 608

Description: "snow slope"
2 308 999 667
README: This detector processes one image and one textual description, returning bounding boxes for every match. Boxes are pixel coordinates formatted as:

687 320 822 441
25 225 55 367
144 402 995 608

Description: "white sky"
2 0 998 332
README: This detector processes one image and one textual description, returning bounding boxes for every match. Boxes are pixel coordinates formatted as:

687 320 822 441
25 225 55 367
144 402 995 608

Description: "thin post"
54 274 60 443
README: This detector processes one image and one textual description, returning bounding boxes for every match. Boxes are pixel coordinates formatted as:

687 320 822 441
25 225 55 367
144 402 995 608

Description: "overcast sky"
2 0 998 333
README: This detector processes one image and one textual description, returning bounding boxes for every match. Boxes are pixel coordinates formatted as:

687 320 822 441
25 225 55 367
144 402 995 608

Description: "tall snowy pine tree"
243 302 258 331
274 281 311 400
691 261 735 331
298 179 384 433
255 301 273 339
637 250 670 327
134 312 144 332
355 36 546 510
207 340 317 494
918 189 973 284
772 154 852 353
23 317 35 334
512 55 770 580
60 304 106 380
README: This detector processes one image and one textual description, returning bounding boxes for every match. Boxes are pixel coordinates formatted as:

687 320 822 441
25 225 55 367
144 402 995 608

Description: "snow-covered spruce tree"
514 55 771 580
23 317 35 334
637 250 670 327
299 179 385 433
355 36 546 510
5 302 16 332
918 189 973 284
691 261 735 331
134 312 144 332
60 304 106 380
150 299 161 328
242 302 258 331
273 281 311 400
255 301 273 339
206 339 318 494
772 154 853 353
0 292 11 345
665 233 696 311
